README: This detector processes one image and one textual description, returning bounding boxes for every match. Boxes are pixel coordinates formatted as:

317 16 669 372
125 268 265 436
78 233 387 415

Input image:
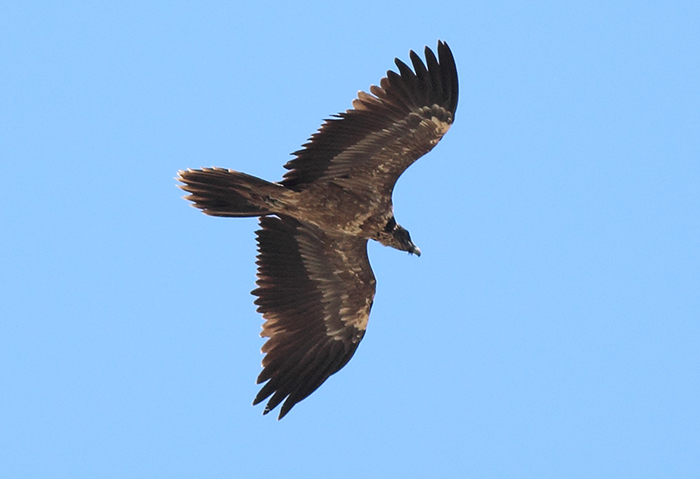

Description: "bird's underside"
178 41 458 419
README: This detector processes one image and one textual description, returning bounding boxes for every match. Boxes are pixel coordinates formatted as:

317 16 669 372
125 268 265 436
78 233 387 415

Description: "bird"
178 41 458 419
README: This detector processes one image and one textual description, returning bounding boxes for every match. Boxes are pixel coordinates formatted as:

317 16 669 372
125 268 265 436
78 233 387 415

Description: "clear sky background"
2 1 698 478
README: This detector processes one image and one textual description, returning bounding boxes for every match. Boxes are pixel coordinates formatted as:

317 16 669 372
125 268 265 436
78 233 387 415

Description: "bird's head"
378 217 421 256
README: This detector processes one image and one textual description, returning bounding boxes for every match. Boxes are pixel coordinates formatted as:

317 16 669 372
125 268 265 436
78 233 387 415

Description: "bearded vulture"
178 41 458 419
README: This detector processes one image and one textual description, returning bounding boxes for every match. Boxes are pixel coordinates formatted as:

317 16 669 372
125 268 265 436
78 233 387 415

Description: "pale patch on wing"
296 226 376 340
429 113 452 136
339 294 373 332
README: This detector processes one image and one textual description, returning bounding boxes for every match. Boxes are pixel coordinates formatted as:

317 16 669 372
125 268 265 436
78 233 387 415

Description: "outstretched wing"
252 215 376 419
281 40 458 194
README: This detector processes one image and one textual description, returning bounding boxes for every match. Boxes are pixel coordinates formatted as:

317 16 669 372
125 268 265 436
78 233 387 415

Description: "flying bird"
178 41 458 419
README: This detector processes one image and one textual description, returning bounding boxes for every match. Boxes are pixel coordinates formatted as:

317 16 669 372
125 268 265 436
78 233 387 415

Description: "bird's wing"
281 41 458 195
252 215 376 419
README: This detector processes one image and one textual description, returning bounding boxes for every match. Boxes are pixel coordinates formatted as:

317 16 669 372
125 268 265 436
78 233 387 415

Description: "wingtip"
257 402 289 421
436 39 451 52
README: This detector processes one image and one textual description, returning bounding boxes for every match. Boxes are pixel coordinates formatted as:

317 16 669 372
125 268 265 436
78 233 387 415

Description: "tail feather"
178 167 283 217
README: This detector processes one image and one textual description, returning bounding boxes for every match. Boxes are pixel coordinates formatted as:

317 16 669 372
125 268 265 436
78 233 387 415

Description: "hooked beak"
410 244 422 257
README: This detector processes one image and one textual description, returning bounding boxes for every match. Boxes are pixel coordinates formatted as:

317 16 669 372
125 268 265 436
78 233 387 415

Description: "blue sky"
2 1 698 477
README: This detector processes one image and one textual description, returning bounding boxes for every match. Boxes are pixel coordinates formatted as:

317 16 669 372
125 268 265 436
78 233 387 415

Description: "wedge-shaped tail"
178 167 285 217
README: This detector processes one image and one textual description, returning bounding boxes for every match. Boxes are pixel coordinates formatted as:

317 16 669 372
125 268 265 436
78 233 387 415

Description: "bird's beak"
411 244 422 257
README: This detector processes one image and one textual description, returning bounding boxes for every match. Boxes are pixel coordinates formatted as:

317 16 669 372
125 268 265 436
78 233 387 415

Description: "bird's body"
178 41 458 418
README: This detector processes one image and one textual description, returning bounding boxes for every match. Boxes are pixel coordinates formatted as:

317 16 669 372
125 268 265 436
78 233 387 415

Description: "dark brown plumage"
178 41 458 419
